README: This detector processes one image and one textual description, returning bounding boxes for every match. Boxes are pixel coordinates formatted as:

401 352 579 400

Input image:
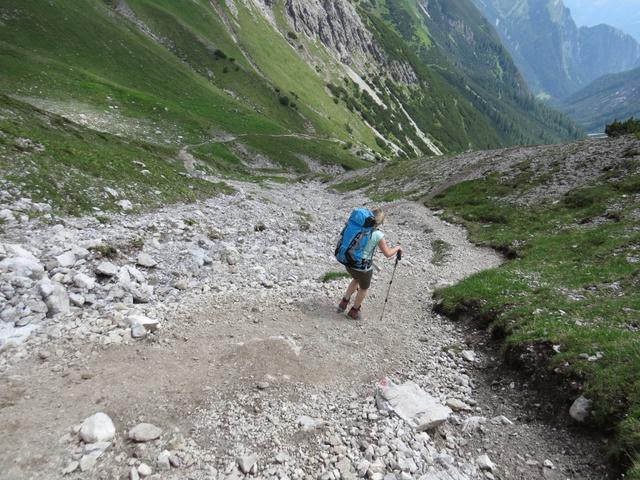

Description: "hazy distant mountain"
471 0 640 100
563 0 640 41
560 65 640 132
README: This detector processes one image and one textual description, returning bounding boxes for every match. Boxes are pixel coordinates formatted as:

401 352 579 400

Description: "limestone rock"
297 415 325 431
96 261 119 276
446 398 471 412
569 395 592 423
157 450 171 470
136 253 157 268
55 251 76 268
128 315 160 336
62 461 79 475
476 454 495 471
69 292 85 307
238 454 257 474
128 423 163 442
461 350 476 362
79 451 101 471
137 463 153 477
117 199 133 211
131 323 147 339
42 281 70 317
0 256 44 279
376 377 451 431
74 273 95 290
79 412 116 443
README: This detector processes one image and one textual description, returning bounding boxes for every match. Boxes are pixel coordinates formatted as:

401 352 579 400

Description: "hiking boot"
337 297 350 313
347 305 362 320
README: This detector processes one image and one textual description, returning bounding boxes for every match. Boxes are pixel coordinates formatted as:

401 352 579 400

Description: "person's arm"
378 238 403 259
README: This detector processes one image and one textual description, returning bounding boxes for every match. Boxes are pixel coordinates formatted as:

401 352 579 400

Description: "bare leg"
353 287 369 308
345 278 359 299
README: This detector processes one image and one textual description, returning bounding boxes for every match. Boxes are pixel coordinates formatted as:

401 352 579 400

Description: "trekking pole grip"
396 250 402 262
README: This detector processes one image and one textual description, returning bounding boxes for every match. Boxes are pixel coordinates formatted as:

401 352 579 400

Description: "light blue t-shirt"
358 229 384 271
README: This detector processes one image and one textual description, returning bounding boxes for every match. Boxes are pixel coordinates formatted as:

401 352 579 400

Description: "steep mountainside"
472 0 640 100
560 66 640 133
0 0 579 210
362 0 579 147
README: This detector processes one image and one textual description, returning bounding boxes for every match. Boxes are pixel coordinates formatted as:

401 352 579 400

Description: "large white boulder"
79 412 116 443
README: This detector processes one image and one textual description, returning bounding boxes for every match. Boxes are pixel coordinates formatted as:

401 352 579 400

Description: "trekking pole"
379 250 402 323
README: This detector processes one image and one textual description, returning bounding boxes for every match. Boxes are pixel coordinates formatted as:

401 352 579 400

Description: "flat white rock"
136 253 157 268
128 423 163 442
96 261 119 276
377 377 451 431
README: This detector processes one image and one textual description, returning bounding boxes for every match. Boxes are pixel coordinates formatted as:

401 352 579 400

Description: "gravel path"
0 182 606 479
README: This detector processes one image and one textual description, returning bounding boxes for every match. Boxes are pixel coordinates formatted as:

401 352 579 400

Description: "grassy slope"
431 167 640 476
0 0 284 140
0 0 374 180
334 136 640 476
0 95 231 216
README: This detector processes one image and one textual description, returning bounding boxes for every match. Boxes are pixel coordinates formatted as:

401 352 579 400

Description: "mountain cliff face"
0 0 579 186
472 0 640 100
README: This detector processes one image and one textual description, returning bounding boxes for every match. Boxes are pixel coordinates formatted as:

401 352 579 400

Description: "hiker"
335 207 402 320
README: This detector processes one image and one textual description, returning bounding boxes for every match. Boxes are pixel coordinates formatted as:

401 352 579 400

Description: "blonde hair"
372 208 385 226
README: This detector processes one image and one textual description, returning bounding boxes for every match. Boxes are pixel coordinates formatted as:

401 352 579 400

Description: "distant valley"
471 0 640 131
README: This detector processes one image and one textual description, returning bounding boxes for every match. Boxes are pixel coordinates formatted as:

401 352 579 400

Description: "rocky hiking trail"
0 182 606 479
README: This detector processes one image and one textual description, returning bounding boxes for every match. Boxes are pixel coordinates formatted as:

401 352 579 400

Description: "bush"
279 95 290 106
605 117 640 137
375 137 387 149
287 31 298 41
213 49 227 60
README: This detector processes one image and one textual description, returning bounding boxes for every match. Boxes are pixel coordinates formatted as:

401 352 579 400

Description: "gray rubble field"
0 181 606 479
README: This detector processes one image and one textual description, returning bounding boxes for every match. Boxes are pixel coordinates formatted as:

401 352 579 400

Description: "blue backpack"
335 208 376 269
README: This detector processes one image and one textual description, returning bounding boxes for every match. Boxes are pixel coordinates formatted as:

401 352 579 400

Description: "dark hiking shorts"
346 266 373 290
